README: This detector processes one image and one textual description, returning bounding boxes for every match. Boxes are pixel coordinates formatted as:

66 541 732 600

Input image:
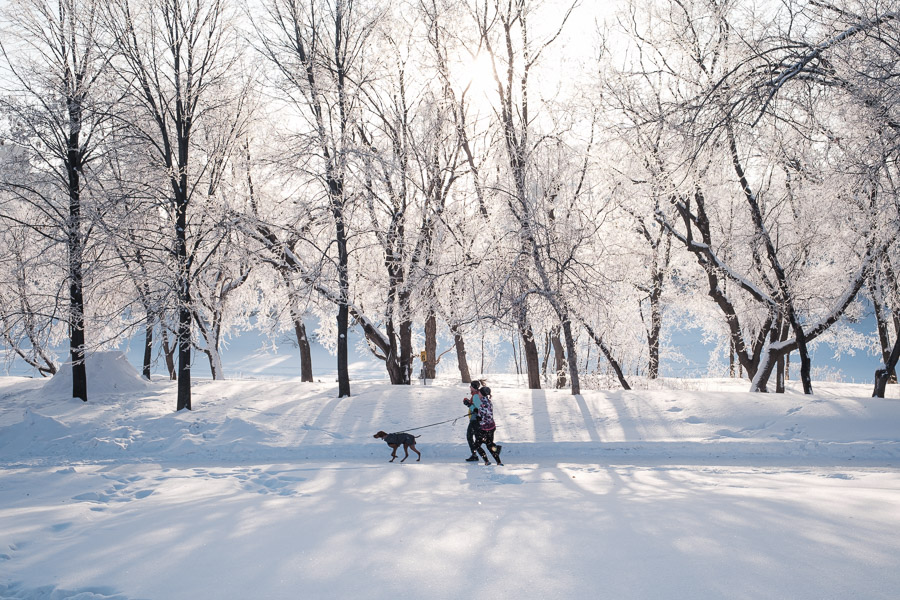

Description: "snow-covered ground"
1 353 899 599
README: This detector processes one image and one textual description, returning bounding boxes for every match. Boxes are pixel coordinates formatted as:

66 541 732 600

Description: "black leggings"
474 428 501 464
467 420 479 454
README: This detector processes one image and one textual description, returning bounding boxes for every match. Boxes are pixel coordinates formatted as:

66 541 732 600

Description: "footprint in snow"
667 407 683 413
72 478 156 505
684 416 704 424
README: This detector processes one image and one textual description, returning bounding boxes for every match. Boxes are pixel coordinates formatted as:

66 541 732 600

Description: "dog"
373 430 421 462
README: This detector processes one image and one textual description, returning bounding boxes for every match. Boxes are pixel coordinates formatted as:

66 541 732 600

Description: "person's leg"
473 430 489 464
485 430 502 464
466 421 478 459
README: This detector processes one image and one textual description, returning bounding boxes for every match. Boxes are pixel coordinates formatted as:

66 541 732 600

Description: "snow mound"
0 408 70 455
43 352 150 397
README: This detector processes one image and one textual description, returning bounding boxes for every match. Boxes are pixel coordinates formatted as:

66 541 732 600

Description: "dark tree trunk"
541 332 551 378
293 318 314 382
68 233 87 402
871 276 898 383
400 317 413 384
794 325 813 394
452 325 471 383
66 111 87 402
582 321 631 390
519 321 542 390
384 320 404 385
647 283 662 379
161 327 177 380
337 304 350 397
561 318 581 395
175 196 192 411
873 335 900 398
729 336 736 378
332 188 351 398
424 311 437 379
142 317 153 380
176 303 192 410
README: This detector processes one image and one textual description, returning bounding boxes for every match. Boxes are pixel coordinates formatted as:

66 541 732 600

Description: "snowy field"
1 353 899 599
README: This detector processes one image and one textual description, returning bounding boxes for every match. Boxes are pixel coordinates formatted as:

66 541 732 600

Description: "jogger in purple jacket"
471 385 502 465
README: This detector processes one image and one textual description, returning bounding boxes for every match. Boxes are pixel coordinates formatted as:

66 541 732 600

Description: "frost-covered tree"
613 0 899 393
104 0 248 410
0 0 117 400
465 0 588 392
252 0 386 397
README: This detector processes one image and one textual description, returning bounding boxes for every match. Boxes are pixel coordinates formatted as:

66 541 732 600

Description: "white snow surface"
1 355 899 599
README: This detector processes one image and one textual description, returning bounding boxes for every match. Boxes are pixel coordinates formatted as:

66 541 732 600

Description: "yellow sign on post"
420 350 427 362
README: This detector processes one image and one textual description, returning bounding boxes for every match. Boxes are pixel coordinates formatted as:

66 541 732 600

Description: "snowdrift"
42 351 150 398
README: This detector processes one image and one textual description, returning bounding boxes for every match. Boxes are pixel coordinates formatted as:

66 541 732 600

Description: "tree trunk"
278 272 313 382
550 327 566 388
871 276 897 383
519 320 542 390
541 332 551 378
750 328 779 393
333 195 351 398
873 334 900 398
400 317 413 384
161 327 177 380
729 336 736 378
452 325 471 383
194 314 224 380
336 304 350 396
582 321 631 390
68 260 87 402
67 128 87 402
776 353 785 393
776 320 788 393
175 197 192 411
142 317 154 381
793 323 813 394
646 248 666 379
176 302 192 410
424 311 437 379
561 318 581 395
293 318 314 382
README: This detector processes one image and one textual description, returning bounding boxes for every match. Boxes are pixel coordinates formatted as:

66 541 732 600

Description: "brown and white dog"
373 431 421 462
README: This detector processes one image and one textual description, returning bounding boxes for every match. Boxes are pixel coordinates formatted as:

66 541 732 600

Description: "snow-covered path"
1 362 899 599
3 461 899 599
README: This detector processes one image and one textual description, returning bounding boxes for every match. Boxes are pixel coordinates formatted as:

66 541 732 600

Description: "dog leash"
392 413 470 435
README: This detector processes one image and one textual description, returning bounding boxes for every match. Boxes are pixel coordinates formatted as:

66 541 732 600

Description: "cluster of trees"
0 0 897 410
